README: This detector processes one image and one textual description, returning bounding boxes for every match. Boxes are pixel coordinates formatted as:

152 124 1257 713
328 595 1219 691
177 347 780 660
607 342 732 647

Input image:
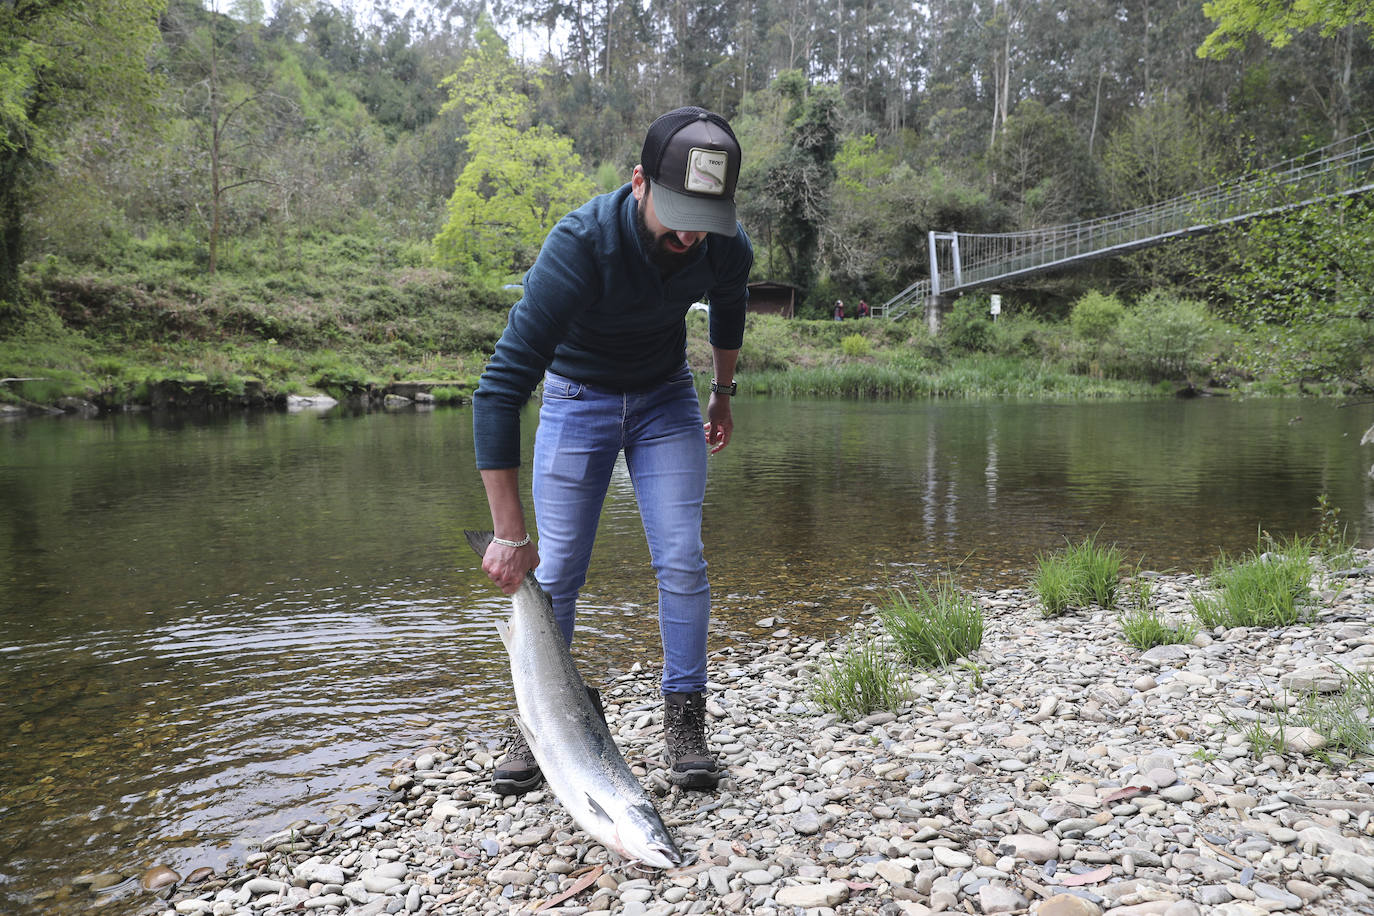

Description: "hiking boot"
663 691 721 790
493 686 605 796
492 726 542 796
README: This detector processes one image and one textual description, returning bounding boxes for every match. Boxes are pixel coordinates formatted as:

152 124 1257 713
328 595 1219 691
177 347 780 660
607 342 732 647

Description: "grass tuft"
1032 534 1124 615
1120 605 1197 650
1191 534 1315 629
810 631 911 719
878 581 984 668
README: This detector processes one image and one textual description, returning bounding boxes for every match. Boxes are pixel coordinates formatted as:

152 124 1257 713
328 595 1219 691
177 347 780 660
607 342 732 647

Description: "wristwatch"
710 379 737 396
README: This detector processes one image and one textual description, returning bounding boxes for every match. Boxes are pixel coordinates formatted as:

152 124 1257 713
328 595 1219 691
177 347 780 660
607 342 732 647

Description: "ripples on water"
0 398 1370 913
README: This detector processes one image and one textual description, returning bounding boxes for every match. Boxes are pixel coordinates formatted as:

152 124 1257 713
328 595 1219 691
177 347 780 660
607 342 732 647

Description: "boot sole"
668 767 721 791
492 769 543 796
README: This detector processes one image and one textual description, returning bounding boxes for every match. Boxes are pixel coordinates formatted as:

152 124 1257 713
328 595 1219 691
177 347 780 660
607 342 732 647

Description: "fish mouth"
638 843 683 870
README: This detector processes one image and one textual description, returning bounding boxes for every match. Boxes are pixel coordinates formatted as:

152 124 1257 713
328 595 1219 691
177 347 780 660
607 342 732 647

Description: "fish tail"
465 530 494 558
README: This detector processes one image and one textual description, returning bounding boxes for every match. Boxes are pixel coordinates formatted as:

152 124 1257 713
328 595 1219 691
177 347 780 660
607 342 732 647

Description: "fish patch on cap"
685 148 729 196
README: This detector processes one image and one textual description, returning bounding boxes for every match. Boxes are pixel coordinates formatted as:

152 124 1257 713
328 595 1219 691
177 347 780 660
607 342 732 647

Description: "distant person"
857 299 869 318
471 106 752 796
833 300 844 321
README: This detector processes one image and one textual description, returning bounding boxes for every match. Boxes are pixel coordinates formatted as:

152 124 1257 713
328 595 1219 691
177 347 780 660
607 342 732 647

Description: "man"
471 107 752 795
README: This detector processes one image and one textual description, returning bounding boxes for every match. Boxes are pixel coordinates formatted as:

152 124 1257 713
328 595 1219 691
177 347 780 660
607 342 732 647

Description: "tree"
1199 0 1374 138
990 100 1098 227
1199 0 1374 55
0 0 164 310
1213 194 1374 393
432 18 594 281
737 73 840 312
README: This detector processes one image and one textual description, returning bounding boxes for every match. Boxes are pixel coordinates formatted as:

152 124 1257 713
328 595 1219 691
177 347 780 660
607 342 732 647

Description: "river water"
1 396 1371 913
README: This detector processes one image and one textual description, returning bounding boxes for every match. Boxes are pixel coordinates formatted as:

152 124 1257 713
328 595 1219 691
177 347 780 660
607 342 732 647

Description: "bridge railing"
916 127 1374 302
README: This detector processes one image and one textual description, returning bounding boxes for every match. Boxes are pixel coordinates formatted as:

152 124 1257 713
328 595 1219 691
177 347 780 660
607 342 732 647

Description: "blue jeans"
532 365 710 695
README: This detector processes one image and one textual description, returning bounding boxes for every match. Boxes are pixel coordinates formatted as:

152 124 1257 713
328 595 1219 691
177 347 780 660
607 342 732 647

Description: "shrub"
840 333 872 358
940 296 994 353
1070 290 1126 346
1118 290 1214 380
879 580 984 668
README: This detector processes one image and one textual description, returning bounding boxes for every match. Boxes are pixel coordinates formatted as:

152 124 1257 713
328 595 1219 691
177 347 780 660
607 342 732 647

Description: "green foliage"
1213 196 1374 394
878 581 984 669
432 18 594 281
1199 0 1374 56
1120 605 1198 650
1190 535 1315 628
736 74 840 307
1033 534 1125 615
840 333 872 358
1101 99 1219 209
992 99 1100 226
0 0 166 299
940 296 994 354
1118 290 1216 380
810 631 910 719
1070 290 1125 345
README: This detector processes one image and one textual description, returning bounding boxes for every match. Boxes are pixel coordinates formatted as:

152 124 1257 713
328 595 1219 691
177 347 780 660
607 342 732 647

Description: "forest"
1 0 1372 401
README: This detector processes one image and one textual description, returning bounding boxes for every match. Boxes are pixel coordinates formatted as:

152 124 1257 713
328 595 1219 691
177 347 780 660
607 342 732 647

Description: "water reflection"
0 397 1370 913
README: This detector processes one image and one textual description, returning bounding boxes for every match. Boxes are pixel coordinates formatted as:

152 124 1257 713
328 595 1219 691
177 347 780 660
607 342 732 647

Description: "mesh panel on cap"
643 107 711 181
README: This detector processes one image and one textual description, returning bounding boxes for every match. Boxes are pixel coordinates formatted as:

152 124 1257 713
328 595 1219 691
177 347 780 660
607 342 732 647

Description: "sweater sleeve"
706 224 753 351
472 218 603 470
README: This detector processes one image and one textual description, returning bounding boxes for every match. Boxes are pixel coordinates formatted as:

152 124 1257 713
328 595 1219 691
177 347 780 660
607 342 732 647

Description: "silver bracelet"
491 533 531 549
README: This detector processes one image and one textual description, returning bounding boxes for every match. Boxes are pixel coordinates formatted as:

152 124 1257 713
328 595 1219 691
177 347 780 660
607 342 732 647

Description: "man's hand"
482 541 539 595
704 394 733 454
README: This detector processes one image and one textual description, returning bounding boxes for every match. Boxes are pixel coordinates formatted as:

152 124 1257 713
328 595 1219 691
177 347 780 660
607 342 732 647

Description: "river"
1 396 1370 913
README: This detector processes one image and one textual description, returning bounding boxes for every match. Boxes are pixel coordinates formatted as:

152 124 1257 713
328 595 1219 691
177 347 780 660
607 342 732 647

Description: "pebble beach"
151 550 1374 916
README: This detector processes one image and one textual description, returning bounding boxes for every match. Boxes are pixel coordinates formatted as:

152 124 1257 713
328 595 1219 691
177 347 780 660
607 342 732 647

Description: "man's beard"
636 198 701 274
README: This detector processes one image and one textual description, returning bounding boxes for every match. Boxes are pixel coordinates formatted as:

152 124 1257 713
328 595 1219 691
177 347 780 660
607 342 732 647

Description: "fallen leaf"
534 864 604 912
1057 865 1112 887
1102 785 1151 803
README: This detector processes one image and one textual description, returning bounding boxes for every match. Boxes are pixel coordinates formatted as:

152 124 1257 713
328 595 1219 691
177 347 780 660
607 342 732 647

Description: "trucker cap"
640 107 741 237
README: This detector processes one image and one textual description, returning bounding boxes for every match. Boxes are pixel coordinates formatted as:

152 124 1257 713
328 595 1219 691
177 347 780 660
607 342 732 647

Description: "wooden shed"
746 281 797 318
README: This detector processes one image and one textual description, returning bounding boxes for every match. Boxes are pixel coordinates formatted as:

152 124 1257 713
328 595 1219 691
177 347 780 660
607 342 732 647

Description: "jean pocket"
666 364 695 389
542 371 585 400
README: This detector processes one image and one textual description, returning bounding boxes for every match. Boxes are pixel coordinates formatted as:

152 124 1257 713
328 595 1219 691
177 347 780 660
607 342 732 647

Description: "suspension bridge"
875 127 1374 326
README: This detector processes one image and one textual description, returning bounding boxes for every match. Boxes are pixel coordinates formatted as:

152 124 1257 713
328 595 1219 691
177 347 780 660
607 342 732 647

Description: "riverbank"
143 553 1374 916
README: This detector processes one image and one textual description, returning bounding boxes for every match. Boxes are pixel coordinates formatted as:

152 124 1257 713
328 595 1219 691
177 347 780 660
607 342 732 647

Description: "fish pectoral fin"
494 619 511 651
512 714 540 757
584 793 616 832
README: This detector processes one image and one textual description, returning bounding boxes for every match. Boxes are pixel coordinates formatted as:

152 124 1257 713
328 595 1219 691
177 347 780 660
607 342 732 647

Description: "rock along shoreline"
154 551 1374 916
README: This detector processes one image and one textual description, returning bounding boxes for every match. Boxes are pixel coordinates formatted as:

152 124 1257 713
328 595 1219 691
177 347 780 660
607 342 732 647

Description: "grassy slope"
1 234 1230 411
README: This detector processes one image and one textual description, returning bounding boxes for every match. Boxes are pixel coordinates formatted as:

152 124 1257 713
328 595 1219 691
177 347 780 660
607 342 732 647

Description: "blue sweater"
473 184 753 470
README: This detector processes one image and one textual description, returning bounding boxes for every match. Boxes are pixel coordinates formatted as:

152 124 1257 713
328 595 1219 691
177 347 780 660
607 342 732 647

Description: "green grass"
1120 605 1197 650
1032 552 1079 617
878 581 984 668
1220 667 1374 764
1032 534 1125 615
1295 668 1374 763
810 631 911 719
1191 535 1315 629
747 355 1160 399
